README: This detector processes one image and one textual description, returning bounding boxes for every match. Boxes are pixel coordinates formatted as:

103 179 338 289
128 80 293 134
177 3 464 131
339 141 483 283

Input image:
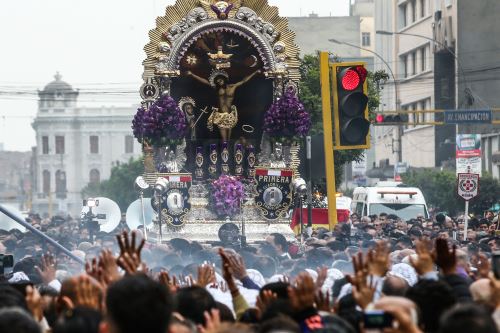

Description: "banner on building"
456 134 482 176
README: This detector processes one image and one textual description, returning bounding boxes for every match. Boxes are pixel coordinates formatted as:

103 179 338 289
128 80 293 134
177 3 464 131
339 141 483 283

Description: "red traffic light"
375 114 407 123
334 63 370 149
339 66 368 91
340 68 361 91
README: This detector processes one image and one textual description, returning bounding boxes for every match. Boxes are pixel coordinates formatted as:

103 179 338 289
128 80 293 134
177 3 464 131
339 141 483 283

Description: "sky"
0 0 350 152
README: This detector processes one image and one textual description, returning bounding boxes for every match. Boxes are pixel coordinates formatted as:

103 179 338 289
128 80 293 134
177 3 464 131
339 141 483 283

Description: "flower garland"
132 95 187 146
211 175 245 217
263 87 311 143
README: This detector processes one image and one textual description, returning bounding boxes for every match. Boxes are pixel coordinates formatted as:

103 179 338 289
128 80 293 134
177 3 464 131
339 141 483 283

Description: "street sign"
456 134 482 176
457 173 479 201
445 109 492 124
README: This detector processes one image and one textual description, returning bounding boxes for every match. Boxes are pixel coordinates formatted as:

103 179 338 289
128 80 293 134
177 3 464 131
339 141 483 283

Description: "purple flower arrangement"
263 87 311 142
211 175 245 217
132 95 187 146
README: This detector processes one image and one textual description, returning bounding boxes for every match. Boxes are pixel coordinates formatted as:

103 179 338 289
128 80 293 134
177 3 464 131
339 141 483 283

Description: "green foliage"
299 54 323 134
403 169 500 215
472 174 500 214
298 53 387 187
367 70 389 121
82 158 146 212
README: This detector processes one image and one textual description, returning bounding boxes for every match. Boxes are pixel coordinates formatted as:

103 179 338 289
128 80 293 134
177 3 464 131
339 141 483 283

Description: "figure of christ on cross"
186 69 262 141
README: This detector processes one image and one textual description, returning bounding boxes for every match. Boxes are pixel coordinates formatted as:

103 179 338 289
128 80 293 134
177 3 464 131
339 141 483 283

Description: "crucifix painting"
186 68 262 141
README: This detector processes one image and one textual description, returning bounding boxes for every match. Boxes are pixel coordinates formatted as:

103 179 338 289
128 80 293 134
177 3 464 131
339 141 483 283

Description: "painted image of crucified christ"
186 69 262 141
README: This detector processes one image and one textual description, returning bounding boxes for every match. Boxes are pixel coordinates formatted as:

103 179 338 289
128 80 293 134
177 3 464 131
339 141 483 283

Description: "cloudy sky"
0 0 350 151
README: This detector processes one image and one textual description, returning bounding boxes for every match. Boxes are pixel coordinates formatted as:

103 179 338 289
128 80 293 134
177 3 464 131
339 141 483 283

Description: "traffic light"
332 63 370 149
375 113 409 124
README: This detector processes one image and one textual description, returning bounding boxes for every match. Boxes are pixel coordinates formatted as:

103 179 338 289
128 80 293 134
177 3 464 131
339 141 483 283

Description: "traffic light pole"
306 136 313 235
319 52 338 231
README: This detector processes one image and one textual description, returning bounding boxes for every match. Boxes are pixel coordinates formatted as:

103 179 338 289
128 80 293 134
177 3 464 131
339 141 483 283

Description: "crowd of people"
1 210 500 333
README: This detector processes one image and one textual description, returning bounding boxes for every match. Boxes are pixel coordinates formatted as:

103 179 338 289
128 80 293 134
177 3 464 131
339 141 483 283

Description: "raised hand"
198 309 221 333
158 271 180 293
117 251 147 275
85 257 99 280
315 266 328 290
347 252 375 309
116 230 145 260
36 253 57 284
410 239 435 275
116 231 146 274
197 264 216 287
74 275 103 310
367 241 390 277
433 238 457 275
288 272 316 312
315 290 332 313
60 275 103 311
25 285 43 321
98 249 121 285
256 289 277 315
226 253 248 280
218 248 239 295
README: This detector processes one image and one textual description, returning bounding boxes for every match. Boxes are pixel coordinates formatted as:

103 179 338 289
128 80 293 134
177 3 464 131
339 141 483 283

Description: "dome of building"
41 72 74 93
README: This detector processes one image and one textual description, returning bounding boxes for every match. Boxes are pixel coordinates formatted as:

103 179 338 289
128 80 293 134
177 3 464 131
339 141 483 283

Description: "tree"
82 158 147 212
299 53 388 187
403 169 500 216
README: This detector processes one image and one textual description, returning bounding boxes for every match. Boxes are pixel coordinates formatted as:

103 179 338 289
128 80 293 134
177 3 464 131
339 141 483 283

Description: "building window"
55 136 65 154
42 170 50 194
425 98 434 121
89 169 100 185
125 135 134 154
402 55 408 78
420 0 426 17
55 170 66 199
421 47 426 71
420 100 426 123
362 32 371 47
42 136 49 154
90 135 99 154
411 0 417 23
401 3 407 27
412 51 417 75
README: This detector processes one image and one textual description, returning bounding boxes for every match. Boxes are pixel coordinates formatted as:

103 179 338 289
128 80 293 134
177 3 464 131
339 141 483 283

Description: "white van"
351 183 429 220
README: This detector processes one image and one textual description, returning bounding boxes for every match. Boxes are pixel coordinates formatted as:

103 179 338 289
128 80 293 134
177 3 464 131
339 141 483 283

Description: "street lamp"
375 30 473 105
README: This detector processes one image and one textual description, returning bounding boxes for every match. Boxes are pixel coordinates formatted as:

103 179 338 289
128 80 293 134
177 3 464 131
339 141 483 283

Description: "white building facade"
31 74 142 216
373 0 453 170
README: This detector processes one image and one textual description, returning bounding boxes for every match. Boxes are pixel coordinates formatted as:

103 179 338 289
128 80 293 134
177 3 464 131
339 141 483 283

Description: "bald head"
469 279 492 303
382 275 409 296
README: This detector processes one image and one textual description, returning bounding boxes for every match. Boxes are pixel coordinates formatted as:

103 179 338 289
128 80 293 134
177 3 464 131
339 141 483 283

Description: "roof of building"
41 72 74 93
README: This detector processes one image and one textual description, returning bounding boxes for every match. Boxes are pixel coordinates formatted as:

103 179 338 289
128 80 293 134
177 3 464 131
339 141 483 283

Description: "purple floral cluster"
211 175 245 217
263 87 311 141
131 95 187 146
